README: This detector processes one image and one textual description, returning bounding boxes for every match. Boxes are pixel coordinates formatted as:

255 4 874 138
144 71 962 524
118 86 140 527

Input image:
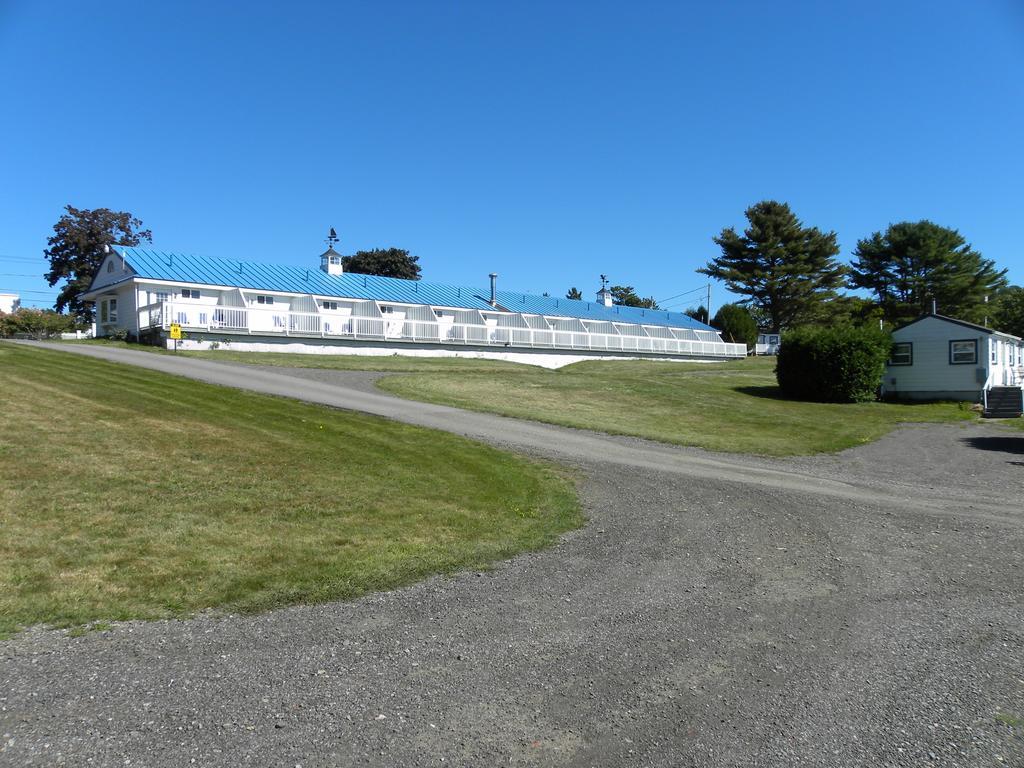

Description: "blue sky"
1 1 1022 310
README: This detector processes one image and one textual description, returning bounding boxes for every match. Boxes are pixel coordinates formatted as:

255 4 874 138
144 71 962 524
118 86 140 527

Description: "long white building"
82 245 746 367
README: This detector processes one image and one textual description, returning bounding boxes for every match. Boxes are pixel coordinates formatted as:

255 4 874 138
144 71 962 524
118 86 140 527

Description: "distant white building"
882 313 1023 416
755 333 781 355
0 293 20 314
80 244 747 368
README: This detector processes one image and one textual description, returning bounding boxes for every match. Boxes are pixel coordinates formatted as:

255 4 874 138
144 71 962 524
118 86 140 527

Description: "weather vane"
326 227 339 249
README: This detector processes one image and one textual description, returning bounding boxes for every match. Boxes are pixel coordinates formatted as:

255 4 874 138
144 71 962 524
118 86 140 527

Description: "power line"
661 298 707 311
655 284 709 305
0 273 42 278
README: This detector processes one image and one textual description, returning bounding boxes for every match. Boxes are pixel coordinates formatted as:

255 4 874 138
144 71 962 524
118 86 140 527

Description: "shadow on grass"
733 385 788 401
961 435 1024 456
732 385 872 404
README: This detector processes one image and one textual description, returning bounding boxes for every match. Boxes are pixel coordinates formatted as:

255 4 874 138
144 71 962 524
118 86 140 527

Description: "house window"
155 291 170 303
107 261 114 273
330 256 341 265
381 305 394 314
181 288 201 299
889 342 913 366
99 298 118 323
256 295 274 305
949 339 977 365
991 340 997 363
322 301 338 310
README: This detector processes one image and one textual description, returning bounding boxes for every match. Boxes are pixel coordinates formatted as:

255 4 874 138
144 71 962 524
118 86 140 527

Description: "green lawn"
377 356 977 455
0 344 581 637
62 340 982 453
62 339 530 373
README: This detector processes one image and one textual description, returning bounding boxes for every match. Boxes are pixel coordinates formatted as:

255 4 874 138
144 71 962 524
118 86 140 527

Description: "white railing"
982 368 996 411
159 302 746 359
139 301 164 329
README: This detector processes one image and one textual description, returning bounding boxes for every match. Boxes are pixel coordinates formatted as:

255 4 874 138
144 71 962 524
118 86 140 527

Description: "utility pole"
706 283 712 324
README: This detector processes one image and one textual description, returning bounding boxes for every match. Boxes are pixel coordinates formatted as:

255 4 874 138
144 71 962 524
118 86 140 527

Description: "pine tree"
609 286 659 309
848 221 1006 325
993 286 1024 338
700 201 845 333
342 248 421 280
684 305 709 324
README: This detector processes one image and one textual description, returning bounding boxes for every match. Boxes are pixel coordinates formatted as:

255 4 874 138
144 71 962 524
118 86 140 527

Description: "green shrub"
776 325 890 403
0 308 79 340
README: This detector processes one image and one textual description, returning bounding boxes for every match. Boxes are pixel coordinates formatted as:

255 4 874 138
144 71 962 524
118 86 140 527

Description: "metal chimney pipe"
931 298 937 315
489 273 498 306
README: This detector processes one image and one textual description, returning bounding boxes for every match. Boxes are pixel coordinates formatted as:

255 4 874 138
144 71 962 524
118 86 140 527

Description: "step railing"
159 302 747 359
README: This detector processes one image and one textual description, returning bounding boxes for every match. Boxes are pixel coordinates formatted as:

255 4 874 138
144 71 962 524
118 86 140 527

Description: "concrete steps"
983 386 1024 419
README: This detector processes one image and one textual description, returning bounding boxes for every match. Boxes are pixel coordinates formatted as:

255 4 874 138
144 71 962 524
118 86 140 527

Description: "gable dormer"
88 248 136 291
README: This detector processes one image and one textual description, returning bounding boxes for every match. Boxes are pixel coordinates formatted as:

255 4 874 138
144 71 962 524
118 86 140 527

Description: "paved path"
3 342 1023 767
9 342 1018 520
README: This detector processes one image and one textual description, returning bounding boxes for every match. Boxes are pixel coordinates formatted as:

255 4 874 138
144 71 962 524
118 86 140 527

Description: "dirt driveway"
2 344 1023 767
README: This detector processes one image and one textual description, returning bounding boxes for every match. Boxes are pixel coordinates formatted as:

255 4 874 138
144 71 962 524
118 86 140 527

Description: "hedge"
775 325 891 403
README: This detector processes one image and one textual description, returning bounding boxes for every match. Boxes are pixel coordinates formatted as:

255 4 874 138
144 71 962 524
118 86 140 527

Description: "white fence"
153 302 747 359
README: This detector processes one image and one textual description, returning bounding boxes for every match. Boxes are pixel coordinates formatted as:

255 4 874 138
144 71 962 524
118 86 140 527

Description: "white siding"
90 253 136 290
885 316 990 399
94 284 138 337
0 293 20 314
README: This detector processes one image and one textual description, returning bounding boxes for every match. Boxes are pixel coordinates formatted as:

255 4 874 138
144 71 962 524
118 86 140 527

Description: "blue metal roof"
111 246 714 331
491 289 714 330
112 247 496 312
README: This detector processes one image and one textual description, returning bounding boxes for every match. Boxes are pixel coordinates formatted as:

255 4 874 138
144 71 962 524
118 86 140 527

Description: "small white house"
755 333 781 355
881 314 1024 407
0 292 20 314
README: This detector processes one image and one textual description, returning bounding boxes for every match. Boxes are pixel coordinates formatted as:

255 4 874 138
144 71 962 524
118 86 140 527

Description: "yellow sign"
169 323 182 340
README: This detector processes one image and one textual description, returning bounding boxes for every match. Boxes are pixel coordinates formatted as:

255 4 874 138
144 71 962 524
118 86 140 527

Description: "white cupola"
319 227 343 275
320 246 344 276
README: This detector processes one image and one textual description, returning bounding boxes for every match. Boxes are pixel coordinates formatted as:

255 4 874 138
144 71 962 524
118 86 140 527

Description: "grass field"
63 340 532 372
64 341 982 453
0 343 581 637
378 356 976 455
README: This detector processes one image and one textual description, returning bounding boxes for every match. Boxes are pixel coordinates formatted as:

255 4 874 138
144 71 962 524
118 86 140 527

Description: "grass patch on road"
0 344 581 638
378 356 975 455
995 712 1023 728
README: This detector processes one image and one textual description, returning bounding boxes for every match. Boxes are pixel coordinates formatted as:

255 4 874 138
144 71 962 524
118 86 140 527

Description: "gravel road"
2 343 1023 767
